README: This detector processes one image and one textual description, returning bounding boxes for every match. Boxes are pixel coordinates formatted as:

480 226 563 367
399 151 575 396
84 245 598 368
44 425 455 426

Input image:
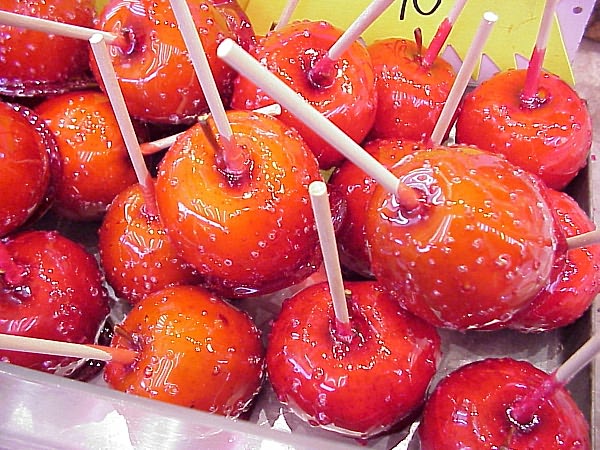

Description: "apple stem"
430 12 498 146
509 333 600 426
421 0 468 69
414 28 424 58
89 34 158 217
520 0 560 106
566 228 600 250
274 0 300 31
307 0 395 87
0 242 25 285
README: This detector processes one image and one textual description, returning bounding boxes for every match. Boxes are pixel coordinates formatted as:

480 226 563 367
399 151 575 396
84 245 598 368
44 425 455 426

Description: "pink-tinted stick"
274 0 300 30
521 0 560 105
89 34 157 216
566 228 600 250
309 181 352 341
509 333 600 425
422 0 468 68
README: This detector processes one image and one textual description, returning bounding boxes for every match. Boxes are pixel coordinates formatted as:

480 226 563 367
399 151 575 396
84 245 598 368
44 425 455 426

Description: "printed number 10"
399 0 442 20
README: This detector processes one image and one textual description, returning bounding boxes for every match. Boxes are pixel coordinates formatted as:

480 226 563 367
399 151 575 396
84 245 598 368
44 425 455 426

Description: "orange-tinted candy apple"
155 110 322 298
0 101 58 237
98 182 202 305
367 38 456 142
209 0 256 50
105 285 265 416
366 146 565 330
93 0 236 124
0 0 96 96
329 138 423 278
266 281 441 438
455 69 592 190
419 358 590 449
0 230 110 374
509 188 600 332
36 90 139 221
230 20 377 170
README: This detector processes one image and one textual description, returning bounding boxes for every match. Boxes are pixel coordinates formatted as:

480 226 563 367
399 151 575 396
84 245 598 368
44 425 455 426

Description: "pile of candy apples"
0 0 597 447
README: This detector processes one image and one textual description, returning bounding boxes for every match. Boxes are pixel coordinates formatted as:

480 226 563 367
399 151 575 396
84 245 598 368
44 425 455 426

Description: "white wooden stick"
274 0 300 31
566 229 600 250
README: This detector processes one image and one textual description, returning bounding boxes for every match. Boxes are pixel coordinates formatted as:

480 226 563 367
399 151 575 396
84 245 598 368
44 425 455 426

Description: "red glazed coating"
367 38 456 142
455 69 592 190
105 285 265 416
98 182 203 305
209 0 256 50
36 90 139 221
0 101 56 237
366 146 565 330
0 230 110 373
266 281 441 438
509 189 600 332
0 0 96 96
155 110 322 298
93 0 236 124
419 358 591 449
231 20 378 170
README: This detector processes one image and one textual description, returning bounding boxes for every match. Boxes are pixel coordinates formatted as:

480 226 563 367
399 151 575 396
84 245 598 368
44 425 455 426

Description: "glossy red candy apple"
209 0 256 50
105 284 265 416
419 358 591 449
367 37 456 142
0 0 96 96
155 110 322 298
230 20 377 170
328 138 423 278
366 145 566 330
93 0 236 124
98 182 203 305
36 90 139 221
0 101 58 237
0 230 110 374
455 69 592 190
509 188 600 332
266 280 441 438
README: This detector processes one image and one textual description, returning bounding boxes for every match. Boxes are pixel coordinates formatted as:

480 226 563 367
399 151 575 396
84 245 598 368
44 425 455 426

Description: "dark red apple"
93 0 237 124
36 90 139 221
419 358 590 449
0 230 110 375
155 110 322 298
367 37 456 142
266 280 441 438
105 284 265 416
98 182 203 305
455 69 592 190
230 20 377 170
365 145 566 330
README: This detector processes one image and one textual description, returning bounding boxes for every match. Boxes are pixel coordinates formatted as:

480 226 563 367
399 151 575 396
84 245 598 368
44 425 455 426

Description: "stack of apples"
0 0 597 447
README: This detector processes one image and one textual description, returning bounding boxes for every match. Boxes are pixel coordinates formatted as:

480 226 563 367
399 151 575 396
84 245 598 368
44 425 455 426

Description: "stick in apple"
0 333 138 365
508 332 600 426
521 0 560 105
89 33 157 216
421 0 468 68
309 181 352 340
274 0 301 31
308 0 395 86
217 38 420 210
566 228 600 250
430 11 498 146
169 0 246 175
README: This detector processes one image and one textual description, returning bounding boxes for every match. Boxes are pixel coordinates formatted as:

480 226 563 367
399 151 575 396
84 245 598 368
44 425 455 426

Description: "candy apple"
155 110 322 298
366 145 566 330
0 101 59 237
509 188 600 332
455 69 592 190
367 37 456 142
36 90 140 221
209 0 256 50
266 281 441 438
0 230 110 374
419 358 591 449
93 0 236 124
98 182 203 305
230 20 377 170
105 284 265 416
0 0 96 96
328 138 423 278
